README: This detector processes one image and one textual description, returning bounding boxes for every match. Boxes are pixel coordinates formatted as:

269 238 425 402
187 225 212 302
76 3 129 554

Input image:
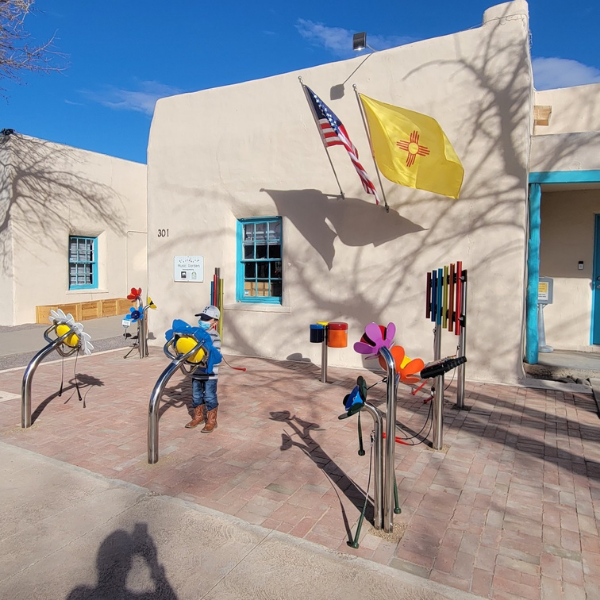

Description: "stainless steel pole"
456 272 468 408
148 340 206 464
434 324 442 361
21 328 73 428
321 329 328 383
432 373 445 450
379 346 397 533
148 359 186 463
432 325 444 450
360 402 384 530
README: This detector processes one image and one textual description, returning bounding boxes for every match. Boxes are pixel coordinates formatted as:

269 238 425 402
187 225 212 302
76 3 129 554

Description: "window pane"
271 280 282 297
255 222 267 242
244 263 256 278
268 244 281 259
244 245 254 259
271 261 282 278
268 221 281 241
257 262 269 278
256 244 267 259
244 281 256 297
244 223 255 242
257 281 269 297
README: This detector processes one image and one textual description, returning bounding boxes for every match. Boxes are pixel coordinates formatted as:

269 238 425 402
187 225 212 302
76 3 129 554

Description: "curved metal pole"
148 340 205 464
360 402 384 530
21 327 74 428
379 346 397 533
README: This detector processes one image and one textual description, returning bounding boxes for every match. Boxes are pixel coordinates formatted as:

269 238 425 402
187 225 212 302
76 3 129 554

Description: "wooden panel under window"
57 303 82 321
36 298 130 323
81 301 100 320
100 299 118 317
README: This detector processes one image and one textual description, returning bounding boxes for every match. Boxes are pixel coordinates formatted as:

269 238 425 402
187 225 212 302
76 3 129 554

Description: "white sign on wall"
174 256 204 282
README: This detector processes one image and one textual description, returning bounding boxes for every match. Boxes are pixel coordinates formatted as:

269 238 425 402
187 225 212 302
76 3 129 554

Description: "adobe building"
0 133 147 326
146 0 536 383
530 84 600 353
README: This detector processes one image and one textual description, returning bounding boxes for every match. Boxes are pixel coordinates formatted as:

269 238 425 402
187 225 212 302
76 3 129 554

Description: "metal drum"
310 323 325 343
327 322 348 348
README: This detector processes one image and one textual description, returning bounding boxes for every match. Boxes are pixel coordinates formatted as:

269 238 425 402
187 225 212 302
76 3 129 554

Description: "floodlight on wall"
353 32 367 51
353 32 377 52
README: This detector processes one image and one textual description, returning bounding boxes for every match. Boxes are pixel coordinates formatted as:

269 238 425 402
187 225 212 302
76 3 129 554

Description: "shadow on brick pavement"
1 348 600 599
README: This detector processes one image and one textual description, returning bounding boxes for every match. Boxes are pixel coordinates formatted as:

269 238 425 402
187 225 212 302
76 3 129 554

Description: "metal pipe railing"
147 338 205 464
378 346 397 533
321 328 328 383
456 270 468 408
21 325 76 428
360 402 384 530
432 325 444 450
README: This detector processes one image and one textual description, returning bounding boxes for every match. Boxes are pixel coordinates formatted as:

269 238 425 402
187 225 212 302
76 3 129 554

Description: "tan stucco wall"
0 135 147 325
540 189 600 350
534 83 600 136
147 0 532 383
530 132 600 173
0 139 15 321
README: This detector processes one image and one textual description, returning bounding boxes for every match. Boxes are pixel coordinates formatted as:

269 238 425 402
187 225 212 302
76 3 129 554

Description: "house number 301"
158 229 169 237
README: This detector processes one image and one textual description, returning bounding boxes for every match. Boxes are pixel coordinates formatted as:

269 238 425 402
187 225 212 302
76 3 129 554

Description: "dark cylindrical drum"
327 322 348 348
310 323 325 343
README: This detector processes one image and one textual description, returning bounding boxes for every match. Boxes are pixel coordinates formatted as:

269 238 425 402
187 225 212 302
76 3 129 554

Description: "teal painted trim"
236 217 282 304
236 220 243 302
525 184 541 365
529 170 600 184
592 216 600 344
69 236 98 290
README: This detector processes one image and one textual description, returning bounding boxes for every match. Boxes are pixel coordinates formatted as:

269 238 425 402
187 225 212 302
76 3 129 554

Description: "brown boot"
201 407 218 433
185 405 205 428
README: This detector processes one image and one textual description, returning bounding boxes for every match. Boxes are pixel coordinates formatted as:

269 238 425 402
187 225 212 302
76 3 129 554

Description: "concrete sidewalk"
0 316 134 370
0 441 478 600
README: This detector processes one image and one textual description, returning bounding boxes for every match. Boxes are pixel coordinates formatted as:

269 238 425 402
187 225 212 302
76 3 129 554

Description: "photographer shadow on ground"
66 523 178 600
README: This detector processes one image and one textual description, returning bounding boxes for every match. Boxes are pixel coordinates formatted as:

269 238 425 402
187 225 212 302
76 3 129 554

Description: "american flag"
304 86 380 205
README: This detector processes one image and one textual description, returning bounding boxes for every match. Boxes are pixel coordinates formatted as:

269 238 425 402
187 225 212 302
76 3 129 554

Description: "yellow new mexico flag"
360 95 464 199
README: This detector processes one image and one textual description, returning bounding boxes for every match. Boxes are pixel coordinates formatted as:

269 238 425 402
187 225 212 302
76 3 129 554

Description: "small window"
237 218 282 303
69 236 98 290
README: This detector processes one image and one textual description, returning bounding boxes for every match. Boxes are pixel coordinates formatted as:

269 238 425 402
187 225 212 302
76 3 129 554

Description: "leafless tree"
0 0 60 90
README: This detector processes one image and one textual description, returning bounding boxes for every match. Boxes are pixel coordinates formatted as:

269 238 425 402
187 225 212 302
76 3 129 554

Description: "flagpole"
352 84 389 212
298 76 345 200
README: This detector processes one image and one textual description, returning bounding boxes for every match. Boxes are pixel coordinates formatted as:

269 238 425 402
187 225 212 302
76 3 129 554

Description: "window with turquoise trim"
69 236 98 290
237 218 282 303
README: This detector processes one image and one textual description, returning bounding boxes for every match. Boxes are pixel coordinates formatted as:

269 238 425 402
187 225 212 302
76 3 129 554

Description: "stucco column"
525 183 541 364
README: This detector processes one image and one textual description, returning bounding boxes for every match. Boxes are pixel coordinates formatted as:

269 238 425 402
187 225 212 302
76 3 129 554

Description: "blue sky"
3 0 599 164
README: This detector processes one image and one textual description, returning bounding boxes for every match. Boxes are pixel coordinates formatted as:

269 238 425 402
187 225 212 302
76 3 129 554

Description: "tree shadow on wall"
0 133 128 276
66 523 178 600
262 188 424 269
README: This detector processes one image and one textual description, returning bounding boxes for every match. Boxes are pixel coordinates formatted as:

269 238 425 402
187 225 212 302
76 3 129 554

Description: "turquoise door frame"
593 216 600 344
526 170 600 363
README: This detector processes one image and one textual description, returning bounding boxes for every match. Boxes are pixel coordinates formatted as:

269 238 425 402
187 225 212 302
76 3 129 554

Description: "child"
185 305 222 433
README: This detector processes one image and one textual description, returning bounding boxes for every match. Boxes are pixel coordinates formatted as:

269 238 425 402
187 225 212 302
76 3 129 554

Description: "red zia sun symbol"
396 131 430 167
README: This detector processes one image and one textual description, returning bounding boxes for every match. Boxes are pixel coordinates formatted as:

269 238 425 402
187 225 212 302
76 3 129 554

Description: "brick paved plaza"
1 349 599 599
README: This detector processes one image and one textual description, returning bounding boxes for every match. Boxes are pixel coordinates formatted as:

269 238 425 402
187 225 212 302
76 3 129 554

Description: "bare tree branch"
0 0 63 91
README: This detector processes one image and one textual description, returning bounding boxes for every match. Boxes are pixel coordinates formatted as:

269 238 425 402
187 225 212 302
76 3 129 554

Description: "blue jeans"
192 378 218 411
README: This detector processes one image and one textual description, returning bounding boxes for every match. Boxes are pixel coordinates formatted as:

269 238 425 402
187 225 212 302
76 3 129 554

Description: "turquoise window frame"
68 236 98 290
236 217 282 304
